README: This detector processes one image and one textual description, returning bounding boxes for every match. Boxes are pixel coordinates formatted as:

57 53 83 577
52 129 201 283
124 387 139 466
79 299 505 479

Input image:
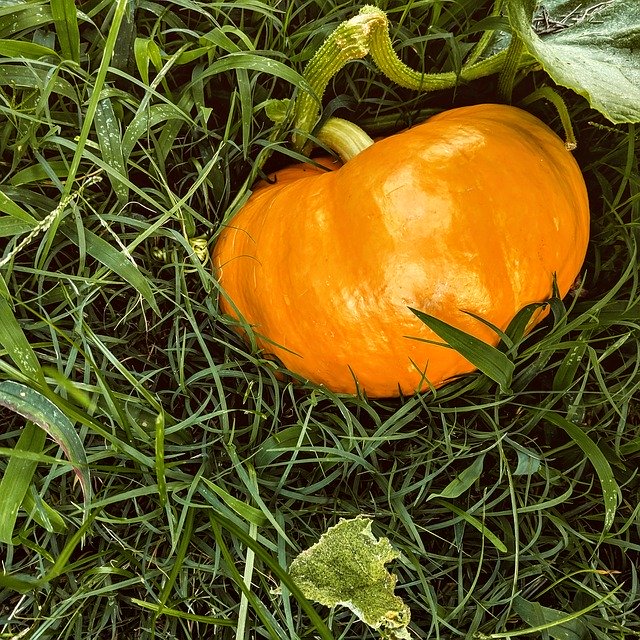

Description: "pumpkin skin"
213 104 590 397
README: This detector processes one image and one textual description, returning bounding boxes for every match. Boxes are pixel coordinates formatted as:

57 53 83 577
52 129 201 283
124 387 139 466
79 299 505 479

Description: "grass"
0 0 639 638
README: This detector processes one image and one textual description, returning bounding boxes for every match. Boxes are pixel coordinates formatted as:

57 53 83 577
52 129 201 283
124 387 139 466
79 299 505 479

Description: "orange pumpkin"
213 104 590 397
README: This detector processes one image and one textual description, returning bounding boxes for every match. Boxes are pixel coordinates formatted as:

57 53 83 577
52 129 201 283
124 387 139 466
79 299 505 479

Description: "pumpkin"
213 104 590 397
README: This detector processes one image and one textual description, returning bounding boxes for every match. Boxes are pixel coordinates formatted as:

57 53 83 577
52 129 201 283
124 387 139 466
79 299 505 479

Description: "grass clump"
1 1 639 639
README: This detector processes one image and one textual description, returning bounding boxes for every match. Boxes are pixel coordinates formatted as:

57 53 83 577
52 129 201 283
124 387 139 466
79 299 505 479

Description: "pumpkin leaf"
508 0 640 123
409 309 514 392
0 381 91 506
289 516 411 639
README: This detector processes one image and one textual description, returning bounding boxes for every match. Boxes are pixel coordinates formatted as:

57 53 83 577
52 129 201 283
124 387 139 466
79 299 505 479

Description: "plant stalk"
316 117 375 163
293 4 515 154
520 87 577 150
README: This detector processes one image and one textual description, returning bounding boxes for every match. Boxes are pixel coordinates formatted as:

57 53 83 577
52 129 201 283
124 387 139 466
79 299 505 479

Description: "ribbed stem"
292 9 385 152
520 87 577 150
364 5 507 91
316 117 375 163
292 4 514 154
497 34 525 102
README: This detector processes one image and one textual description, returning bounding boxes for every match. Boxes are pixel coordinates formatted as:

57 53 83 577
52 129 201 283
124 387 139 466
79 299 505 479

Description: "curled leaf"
289 516 410 639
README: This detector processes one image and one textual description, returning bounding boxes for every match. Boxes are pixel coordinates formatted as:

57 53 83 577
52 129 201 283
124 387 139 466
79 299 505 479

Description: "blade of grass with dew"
410 308 514 391
56 0 127 205
0 3 54 38
0 295 46 384
544 411 620 533
0 65 78 102
0 421 46 544
0 381 91 506
94 97 129 203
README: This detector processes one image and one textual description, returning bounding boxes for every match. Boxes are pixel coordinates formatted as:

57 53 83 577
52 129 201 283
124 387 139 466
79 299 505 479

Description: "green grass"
1 1 639 639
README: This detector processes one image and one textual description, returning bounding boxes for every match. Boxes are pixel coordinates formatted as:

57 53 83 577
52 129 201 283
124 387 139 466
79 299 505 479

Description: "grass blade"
512 596 588 640
544 411 620 533
410 308 514 391
0 295 45 384
61 0 127 198
50 0 80 62
61 222 160 315
428 454 486 500
22 485 67 534
0 381 91 505
94 97 129 203
434 499 508 553
0 38 58 59
0 421 46 544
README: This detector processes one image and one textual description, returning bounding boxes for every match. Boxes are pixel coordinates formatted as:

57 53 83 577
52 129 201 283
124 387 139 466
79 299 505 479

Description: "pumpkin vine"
291 5 531 153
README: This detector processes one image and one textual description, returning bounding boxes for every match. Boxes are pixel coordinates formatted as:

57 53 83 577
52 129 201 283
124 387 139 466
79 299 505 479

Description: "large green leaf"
289 516 411 639
509 0 640 123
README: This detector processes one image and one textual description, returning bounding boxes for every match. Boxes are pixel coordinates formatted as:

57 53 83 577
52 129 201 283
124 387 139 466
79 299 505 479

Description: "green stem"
316 117 375 163
292 9 386 152
497 33 525 103
465 0 506 66
363 4 507 91
520 87 577 150
292 4 514 153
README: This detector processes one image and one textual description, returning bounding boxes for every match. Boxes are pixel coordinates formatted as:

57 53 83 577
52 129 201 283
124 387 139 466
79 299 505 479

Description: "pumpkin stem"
520 87 577 150
292 9 385 153
316 117 375 163
292 5 524 154
497 33 525 103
